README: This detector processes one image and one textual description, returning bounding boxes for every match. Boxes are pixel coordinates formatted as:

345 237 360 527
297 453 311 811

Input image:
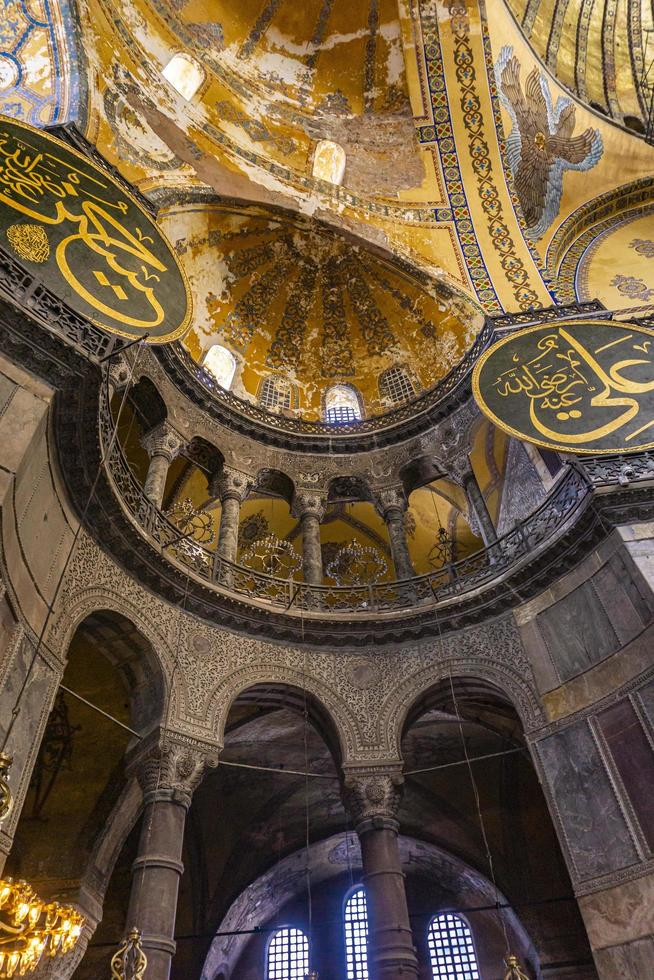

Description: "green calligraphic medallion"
472 319 654 455
0 116 191 343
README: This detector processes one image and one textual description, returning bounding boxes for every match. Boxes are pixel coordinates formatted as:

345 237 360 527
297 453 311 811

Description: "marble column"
293 492 327 586
342 767 419 980
376 488 414 581
209 467 253 583
125 738 216 980
449 456 498 547
141 423 185 509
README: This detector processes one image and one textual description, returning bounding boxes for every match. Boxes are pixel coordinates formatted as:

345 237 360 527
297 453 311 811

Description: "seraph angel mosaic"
495 47 603 240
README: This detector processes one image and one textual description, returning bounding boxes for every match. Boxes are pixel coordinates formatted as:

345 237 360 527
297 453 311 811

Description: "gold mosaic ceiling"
506 0 651 127
164 204 480 419
202 0 410 117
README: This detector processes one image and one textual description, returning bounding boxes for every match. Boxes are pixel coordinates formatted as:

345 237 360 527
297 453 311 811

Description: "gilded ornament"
6 224 50 263
0 754 11 822
110 928 147 980
504 954 530 979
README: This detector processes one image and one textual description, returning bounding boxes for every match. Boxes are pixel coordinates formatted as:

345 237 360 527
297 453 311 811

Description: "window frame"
343 885 369 980
258 374 294 412
161 52 206 101
265 925 310 980
202 344 237 391
323 384 364 425
378 364 416 406
427 912 481 980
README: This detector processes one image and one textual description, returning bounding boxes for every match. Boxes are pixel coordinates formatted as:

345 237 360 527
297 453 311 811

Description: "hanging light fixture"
0 878 84 977
110 927 147 980
504 954 531 979
305 972 319 979
241 534 303 579
326 539 387 586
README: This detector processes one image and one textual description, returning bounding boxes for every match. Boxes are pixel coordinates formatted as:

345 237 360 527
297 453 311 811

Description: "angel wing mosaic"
495 46 603 240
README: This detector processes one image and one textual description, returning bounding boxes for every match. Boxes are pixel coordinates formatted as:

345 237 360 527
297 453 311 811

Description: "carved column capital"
209 465 254 503
292 490 327 523
106 355 131 395
141 422 185 464
129 734 219 808
342 766 404 830
374 485 408 520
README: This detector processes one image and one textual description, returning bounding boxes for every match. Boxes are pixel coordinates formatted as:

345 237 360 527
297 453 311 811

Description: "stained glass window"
324 385 362 424
161 53 205 100
203 345 237 390
344 887 369 979
266 927 310 980
428 914 481 980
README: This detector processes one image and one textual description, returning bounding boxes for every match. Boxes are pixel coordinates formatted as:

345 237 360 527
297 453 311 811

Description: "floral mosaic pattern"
0 0 80 125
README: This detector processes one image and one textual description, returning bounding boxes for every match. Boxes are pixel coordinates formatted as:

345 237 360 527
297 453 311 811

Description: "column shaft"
385 508 414 581
143 454 171 509
358 819 419 980
126 790 187 980
463 471 498 546
216 495 241 563
301 512 323 585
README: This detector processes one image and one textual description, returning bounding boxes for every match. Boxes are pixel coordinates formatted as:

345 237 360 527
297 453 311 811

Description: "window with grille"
379 366 415 405
344 887 369 980
428 914 481 980
324 385 362 424
260 375 292 411
266 927 310 980
203 345 236 390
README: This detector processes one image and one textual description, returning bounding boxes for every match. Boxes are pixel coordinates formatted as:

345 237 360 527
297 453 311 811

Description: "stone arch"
380 658 545 759
47 588 175 729
207 666 362 765
327 475 373 503
255 468 296 505
126 375 168 432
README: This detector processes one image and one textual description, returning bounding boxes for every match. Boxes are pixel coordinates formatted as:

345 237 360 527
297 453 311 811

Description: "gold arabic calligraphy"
492 327 654 447
0 126 173 332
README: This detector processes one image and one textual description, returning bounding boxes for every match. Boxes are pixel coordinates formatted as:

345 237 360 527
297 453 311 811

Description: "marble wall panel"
537 721 638 880
596 699 654 851
537 584 618 682
592 935 654 980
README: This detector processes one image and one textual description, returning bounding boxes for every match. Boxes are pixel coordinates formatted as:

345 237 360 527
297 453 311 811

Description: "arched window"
313 139 346 185
259 375 293 411
428 914 480 980
203 345 237 390
344 887 369 980
379 365 415 405
324 385 362 424
267 927 310 980
161 53 205 100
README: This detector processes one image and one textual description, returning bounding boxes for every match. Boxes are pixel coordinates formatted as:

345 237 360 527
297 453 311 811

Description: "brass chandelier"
0 878 84 977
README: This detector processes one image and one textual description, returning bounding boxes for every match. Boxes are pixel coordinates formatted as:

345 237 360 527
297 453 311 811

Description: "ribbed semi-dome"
506 0 652 130
162 202 481 420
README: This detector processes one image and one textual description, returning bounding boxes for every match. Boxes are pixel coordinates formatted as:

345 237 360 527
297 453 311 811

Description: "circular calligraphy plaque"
0 116 192 343
472 319 654 455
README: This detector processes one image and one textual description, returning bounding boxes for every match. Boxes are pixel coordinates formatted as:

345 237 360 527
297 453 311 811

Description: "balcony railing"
94 379 652 617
